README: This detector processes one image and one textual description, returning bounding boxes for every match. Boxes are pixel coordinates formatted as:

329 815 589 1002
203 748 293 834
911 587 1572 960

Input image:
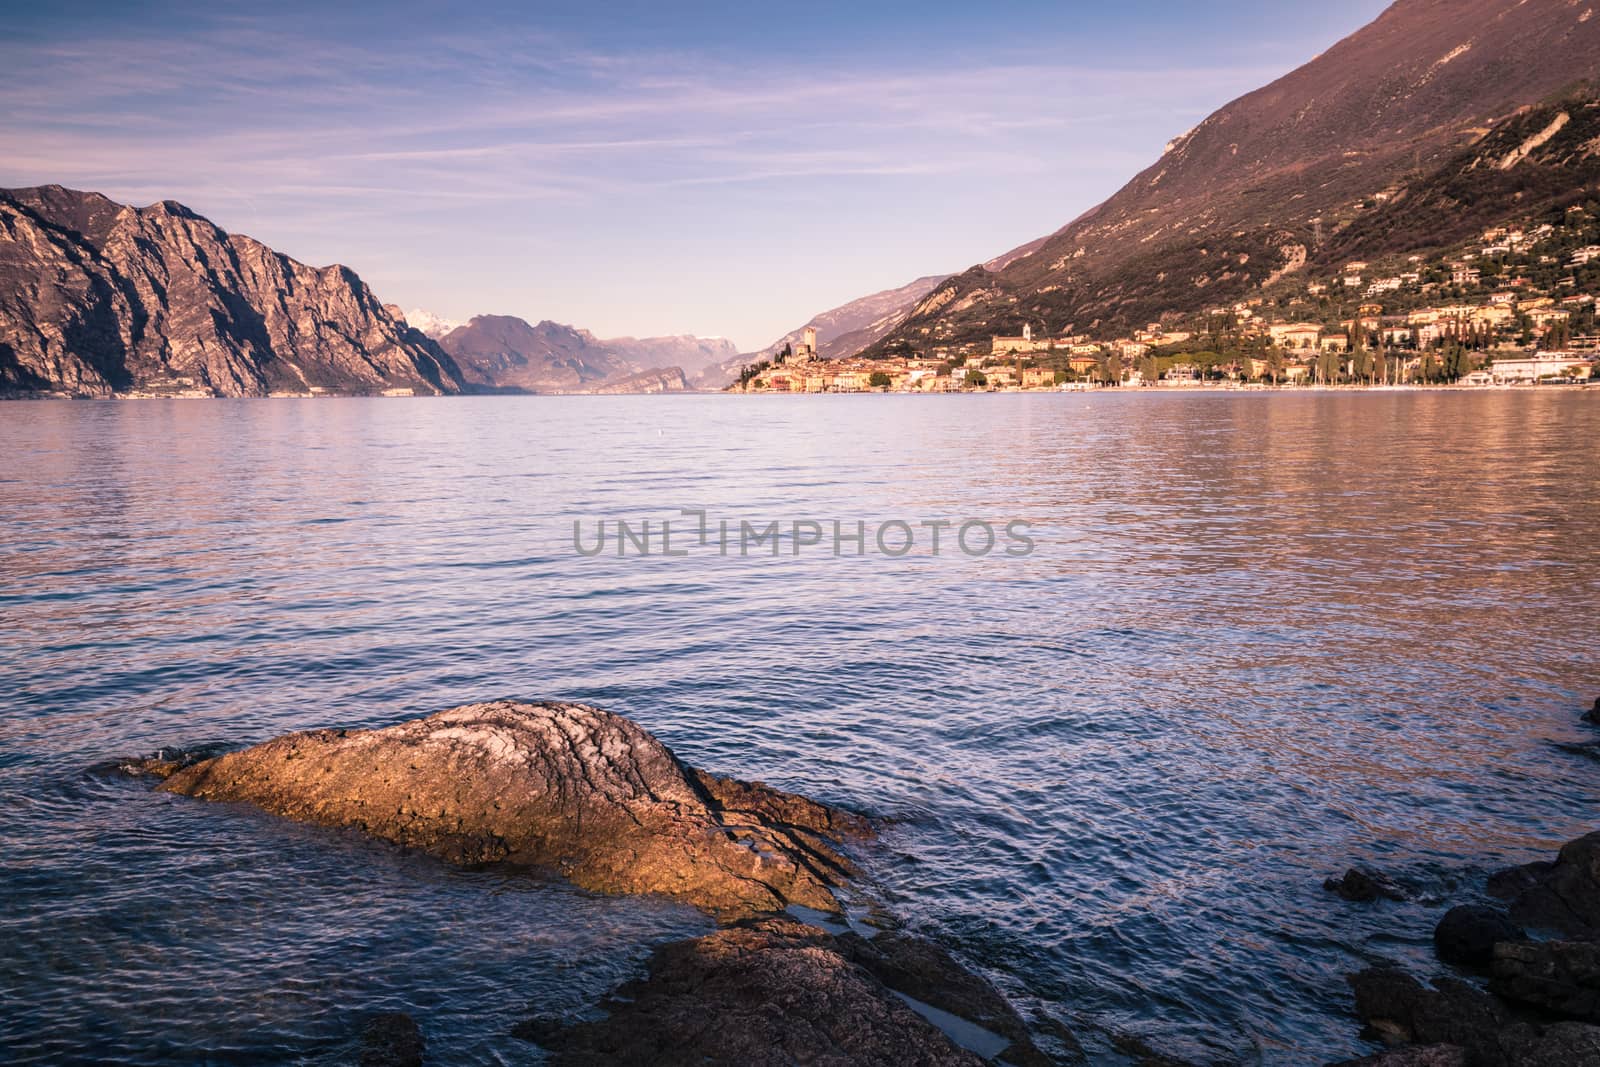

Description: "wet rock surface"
1487 831 1600 937
519 916 1065 1067
1342 831 1600 1066
1348 968 1507 1053
153 701 869 917
1490 940 1600 1022
1434 906 1525 968
1326 867 1408 903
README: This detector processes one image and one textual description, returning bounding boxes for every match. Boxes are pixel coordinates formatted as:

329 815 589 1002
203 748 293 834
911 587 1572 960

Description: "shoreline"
1 382 1595 402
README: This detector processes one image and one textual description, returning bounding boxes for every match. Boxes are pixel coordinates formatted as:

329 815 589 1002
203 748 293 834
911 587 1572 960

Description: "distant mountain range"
431 313 734 394
859 0 1600 355
0 186 734 397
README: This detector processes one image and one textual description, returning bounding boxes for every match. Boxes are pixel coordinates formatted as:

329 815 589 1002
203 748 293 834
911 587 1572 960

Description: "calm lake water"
1 392 1597 1064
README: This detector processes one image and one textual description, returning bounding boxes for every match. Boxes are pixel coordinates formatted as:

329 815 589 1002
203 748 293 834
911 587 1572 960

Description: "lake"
1 391 1596 1064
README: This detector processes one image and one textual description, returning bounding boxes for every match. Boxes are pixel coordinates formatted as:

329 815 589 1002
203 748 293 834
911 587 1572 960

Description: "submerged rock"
521 917 1066 1066
1487 831 1600 937
1326 867 1408 903
359 1012 424 1067
154 701 869 917
1585 698 1600 726
1433 905 1525 968
832 929 1078 1066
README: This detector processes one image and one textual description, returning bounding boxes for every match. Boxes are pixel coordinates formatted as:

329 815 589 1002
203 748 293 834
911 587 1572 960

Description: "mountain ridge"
435 314 735 394
866 0 1600 354
0 185 464 397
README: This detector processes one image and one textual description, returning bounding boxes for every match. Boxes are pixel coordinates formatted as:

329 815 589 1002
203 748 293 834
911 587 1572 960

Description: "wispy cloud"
0 2 1367 346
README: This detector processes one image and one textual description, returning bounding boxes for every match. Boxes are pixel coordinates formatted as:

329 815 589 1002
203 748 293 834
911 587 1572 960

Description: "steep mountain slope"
688 272 953 388
762 274 950 360
0 186 463 397
589 366 690 394
1320 87 1600 263
870 0 1600 352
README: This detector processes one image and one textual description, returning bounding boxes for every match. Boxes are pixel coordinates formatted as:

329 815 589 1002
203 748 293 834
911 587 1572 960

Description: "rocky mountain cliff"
868 0 1600 353
434 314 732 394
589 366 690 394
0 186 464 397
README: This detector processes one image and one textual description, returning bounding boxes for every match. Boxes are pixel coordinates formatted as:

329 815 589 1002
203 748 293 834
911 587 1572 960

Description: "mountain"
867 0 1600 354
0 186 463 397
438 315 628 393
435 315 734 393
403 308 462 340
589 366 690 394
761 274 950 360
600 334 736 377
688 272 954 389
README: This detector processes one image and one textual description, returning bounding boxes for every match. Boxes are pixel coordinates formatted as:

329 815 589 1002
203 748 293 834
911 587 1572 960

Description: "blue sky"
1 1 1388 349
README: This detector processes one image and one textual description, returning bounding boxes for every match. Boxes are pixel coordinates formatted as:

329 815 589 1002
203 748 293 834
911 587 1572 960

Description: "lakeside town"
734 211 1600 394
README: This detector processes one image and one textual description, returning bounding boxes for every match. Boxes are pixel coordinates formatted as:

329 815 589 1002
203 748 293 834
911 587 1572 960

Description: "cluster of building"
736 221 1600 392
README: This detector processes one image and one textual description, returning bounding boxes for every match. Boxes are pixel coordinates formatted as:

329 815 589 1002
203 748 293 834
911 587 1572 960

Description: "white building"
1488 352 1593 383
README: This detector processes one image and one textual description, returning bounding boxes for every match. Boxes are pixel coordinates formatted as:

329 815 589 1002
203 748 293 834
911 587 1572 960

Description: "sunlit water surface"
1 392 1596 1064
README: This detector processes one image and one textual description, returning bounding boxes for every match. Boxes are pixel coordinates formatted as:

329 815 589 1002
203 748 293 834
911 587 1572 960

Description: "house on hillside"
1268 323 1323 351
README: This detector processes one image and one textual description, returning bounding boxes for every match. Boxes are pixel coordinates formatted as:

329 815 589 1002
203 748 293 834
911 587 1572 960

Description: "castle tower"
802 325 818 357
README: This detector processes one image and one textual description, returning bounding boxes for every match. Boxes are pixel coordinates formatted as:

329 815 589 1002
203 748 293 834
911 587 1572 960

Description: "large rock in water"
155 701 868 917
520 917 1065 1067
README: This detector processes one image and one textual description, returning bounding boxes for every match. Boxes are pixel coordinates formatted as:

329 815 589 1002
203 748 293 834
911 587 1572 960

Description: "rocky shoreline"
125 700 1074 1064
1326 698 1600 1067
122 696 1600 1065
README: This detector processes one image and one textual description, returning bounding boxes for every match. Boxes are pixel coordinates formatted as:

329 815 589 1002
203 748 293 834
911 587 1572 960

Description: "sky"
1 1 1390 350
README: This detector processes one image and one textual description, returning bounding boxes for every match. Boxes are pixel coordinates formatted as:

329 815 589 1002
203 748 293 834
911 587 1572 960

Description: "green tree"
868 371 892 390
966 370 988 388
1266 346 1286 384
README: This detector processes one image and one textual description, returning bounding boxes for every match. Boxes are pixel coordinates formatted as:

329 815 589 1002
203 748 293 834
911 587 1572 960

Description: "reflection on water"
0 392 1596 1063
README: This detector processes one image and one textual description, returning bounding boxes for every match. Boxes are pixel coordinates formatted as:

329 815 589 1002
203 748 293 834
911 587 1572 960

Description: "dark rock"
1434 905 1526 968
1488 832 1600 937
359 1012 424 1067
157 701 869 918
835 928 1077 1065
1110 1032 1201 1066
1553 740 1600 762
1586 699 1600 726
1348 968 1507 1051
526 917 990 1066
1326 868 1408 903
1326 1045 1467 1067
1491 940 1600 1022
1492 1021 1600 1065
